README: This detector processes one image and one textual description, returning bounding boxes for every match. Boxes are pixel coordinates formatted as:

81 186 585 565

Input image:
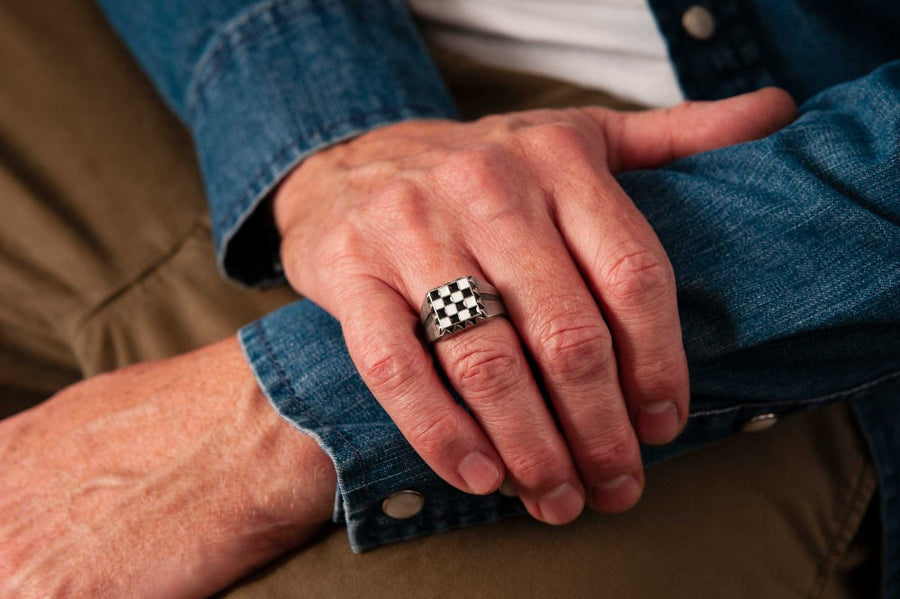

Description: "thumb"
592 87 797 173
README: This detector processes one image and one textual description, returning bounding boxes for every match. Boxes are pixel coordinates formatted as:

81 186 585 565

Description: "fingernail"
458 452 501 494
538 482 584 524
591 474 641 512
637 402 681 445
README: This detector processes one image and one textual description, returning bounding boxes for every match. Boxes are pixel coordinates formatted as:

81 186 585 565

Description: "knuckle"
522 121 588 155
537 319 613 381
480 202 530 230
436 146 527 224
576 425 637 474
506 449 565 490
377 178 422 204
319 223 366 272
278 232 305 283
451 340 523 400
358 344 423 397
370 180 429 229
441 145 507 191
601 248 674 305
630 353 688 395
632 352 686 383
407 411 462 457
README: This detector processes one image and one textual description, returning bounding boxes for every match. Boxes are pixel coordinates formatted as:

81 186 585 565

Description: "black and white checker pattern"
426 276 485 336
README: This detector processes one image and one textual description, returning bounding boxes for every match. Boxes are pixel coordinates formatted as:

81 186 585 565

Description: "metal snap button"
741 413 778 433
682 5 716 41
382 490 425 519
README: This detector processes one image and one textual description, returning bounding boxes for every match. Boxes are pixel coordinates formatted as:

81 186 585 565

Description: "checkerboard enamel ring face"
420 276 507 343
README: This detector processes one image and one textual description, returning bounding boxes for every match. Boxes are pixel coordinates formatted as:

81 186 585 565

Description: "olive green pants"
0 1 879 597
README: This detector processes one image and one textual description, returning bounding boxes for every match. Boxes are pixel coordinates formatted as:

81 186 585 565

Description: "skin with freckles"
0 338 335 599
274 89 797 524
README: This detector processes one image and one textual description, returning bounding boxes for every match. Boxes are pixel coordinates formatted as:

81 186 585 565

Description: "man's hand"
0 338 335 598
274 89 796 524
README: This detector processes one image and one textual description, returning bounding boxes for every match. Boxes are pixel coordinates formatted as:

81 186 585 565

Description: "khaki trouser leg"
0 1 879 597
0 0 298 408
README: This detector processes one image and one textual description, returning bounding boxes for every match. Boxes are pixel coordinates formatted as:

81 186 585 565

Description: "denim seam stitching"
253 320 375 503
689 369 900 418
186 0 435 118
186 0 299 115
352 506 522 552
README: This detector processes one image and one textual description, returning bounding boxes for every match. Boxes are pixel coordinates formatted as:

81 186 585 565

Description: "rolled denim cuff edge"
184 0 458 286
237 324 346 525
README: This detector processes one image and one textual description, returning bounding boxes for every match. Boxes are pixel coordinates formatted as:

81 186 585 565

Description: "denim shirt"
97 1 900 595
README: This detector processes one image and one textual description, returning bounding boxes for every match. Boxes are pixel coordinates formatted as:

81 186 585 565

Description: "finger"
553 164 690 447
587 87 798 172
402 264 586 525
473 214 646 513
334 276 505 496
513 121 690 448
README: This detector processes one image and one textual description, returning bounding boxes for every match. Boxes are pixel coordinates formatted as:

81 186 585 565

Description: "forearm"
0 338 334 598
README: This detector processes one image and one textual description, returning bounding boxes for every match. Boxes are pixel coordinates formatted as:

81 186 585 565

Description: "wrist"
0 337 337 597
210 339 337 538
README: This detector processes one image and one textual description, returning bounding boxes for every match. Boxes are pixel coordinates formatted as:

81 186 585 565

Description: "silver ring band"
420 276 507 343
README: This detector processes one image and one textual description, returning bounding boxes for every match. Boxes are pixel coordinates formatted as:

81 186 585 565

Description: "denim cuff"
184 0 458 286
238 297 900 552
238 300 525 552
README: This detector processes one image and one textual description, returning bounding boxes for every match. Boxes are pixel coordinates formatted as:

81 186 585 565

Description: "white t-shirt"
406 0 684 107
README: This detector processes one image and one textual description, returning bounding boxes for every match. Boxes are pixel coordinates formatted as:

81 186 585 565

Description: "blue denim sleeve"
240 60 900 552
95 0 457 286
